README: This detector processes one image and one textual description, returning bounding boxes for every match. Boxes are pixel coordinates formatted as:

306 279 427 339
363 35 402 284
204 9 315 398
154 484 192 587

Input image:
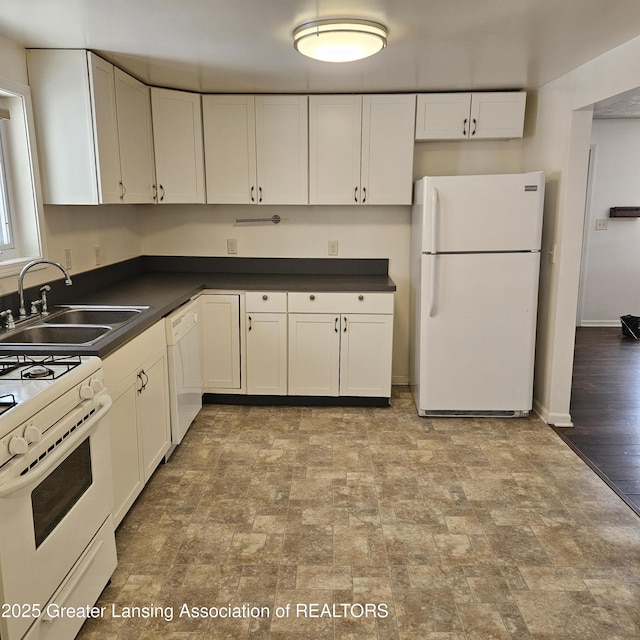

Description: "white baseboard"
579 320 620 328
533 398 573 427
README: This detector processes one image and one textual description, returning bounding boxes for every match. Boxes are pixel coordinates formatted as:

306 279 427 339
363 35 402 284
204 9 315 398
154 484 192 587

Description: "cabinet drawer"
246 291 287 313
288 292 393 314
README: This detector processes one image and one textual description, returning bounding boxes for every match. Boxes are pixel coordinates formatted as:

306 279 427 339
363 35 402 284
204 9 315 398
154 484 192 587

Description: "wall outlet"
227 238 238 254
595 218 609 230
63 248 72 270
328 240 339 256
94 246 102 265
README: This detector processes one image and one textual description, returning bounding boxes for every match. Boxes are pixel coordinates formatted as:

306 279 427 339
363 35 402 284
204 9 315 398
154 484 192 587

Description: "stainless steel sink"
44 305 147 326
0 324 112 345
0 305 149 346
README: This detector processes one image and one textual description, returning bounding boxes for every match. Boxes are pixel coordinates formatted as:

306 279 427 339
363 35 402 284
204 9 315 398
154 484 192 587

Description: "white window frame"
0 124 15 251
0 77 46 277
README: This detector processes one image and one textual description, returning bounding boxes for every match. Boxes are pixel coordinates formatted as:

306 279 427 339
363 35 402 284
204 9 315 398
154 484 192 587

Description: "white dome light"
293 19 388 63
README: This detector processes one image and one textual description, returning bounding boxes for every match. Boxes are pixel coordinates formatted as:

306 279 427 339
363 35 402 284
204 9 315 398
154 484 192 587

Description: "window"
0 122 15 250
0 78 44 275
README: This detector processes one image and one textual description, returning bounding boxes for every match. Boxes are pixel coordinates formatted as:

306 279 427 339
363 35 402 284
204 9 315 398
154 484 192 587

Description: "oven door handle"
0 394 112 498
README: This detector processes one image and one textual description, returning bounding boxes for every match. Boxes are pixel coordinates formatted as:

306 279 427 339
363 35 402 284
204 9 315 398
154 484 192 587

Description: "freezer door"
416 252 540 414
420 172 544 253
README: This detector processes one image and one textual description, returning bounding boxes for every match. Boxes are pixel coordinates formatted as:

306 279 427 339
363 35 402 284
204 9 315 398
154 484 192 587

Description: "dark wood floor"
554 326 640 514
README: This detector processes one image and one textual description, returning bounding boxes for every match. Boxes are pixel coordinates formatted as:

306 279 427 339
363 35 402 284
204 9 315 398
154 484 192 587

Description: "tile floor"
79 387 640 639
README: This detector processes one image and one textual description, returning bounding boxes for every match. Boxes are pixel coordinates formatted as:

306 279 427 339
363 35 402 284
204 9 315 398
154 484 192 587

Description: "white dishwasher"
165 298 202 458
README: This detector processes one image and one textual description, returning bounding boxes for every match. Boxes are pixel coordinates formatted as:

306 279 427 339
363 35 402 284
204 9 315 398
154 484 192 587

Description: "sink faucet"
18 259 73 319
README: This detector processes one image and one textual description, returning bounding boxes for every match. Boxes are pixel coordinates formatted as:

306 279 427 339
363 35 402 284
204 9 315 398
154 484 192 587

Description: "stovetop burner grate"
0 393 17 416
0 354 84 381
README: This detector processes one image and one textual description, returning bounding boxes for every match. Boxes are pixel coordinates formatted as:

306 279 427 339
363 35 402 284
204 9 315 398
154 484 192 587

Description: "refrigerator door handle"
430 187 440 254
428 254 438 317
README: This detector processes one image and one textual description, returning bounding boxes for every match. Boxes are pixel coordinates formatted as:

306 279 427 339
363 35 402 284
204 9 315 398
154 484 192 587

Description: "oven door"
0 392 114 640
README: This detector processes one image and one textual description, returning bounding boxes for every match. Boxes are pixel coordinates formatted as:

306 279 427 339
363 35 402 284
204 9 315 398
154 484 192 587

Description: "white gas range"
0 353 117 640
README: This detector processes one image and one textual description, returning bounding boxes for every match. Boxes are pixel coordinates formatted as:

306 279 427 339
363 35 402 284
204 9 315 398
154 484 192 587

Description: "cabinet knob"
310 294 315 301
262 294 268 301
358 295 364 301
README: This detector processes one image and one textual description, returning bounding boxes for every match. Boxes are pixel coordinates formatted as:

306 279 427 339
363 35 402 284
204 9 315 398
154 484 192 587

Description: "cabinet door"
201 294 242 390
340 314 393 397
203 95 256 204
107 374 143 527
255 96 308 205
151 88 205 203
87 53 122 204
288 313 340 396
361 94 416 205
309 95 362 205
246 313 287 395
114 68 156 203
470 92 526 139
137 348 171 483
26 49 121 204
415 93 471 140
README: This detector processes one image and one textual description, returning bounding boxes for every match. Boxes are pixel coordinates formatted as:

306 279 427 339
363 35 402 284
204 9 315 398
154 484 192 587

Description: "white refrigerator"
410 172 545 417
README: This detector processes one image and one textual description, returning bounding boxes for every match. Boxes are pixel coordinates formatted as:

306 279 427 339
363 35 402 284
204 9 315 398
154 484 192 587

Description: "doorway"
557 93 640 515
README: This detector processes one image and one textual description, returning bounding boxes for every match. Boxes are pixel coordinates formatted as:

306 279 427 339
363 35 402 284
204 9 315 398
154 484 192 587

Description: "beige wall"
0 201 143 296
523 34 640 425
0 34 28 85
43 205 142 276
579 119 640 325
140 203 413 384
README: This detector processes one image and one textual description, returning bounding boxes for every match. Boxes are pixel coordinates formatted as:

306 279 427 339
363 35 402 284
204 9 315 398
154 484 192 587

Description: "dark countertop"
0 258 396 358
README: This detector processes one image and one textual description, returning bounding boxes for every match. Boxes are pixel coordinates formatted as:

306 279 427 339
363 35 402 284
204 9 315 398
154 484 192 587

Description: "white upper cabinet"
415 92 526 141
87 54 122 204
203 95 308 205
27 50 155 204
202 95 255 204
309 94 416 205
27 50 120 204
255 96 308 205
114 69 156 203
309 95 362 205
361 94 416 205
151 88 205 204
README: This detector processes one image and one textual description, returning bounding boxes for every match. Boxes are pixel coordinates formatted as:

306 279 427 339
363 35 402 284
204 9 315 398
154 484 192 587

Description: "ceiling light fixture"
293 19 388 63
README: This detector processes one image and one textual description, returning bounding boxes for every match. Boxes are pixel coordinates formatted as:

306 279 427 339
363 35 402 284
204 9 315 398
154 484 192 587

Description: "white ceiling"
2 0 640 97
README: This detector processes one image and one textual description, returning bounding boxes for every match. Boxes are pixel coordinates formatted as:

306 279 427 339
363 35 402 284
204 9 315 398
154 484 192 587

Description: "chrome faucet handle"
0 309 15 330
30 299 43 316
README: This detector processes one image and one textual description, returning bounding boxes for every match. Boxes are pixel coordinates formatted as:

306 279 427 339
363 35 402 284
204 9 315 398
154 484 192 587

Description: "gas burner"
22 365 54 379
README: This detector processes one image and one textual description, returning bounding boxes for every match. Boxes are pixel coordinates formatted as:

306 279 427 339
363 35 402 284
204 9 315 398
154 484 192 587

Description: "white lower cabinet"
199 290 394 400
339 314 394 397
200 293 243 392
288 292 394 398
103 321 170 527
288 313 341 396
245 292 287 395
